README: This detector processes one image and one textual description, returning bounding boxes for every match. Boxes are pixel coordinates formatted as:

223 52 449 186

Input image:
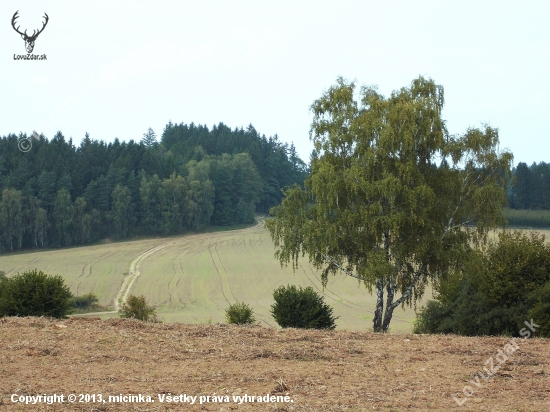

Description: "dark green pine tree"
141 128 157 148
514 162 531 209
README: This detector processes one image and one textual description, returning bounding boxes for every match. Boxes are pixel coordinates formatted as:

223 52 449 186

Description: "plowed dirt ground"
1 317 548 411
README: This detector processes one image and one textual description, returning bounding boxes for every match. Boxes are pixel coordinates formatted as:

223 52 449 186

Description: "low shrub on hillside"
225 302 256 325
119 295 158 322
414 230 550 337
0 269 73 318
69 293 101 313
271 285 338 330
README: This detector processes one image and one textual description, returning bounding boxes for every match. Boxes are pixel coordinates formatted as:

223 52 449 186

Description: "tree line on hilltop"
508 161 550 210
0 122 307 252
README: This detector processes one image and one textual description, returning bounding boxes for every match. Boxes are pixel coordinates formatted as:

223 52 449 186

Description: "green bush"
0 269 73 318
119 295 158 322
69 293 99 312
415 230 550 336
225 302 256 325
270 285 338 330
526 282 550 338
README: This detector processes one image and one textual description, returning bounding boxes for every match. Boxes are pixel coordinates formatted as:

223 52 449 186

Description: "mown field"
1 316 548 411
0 218 432 333
1 219 549 333
131 219 424 331
0 237 162 308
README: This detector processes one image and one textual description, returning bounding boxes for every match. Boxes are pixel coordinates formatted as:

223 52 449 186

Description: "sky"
1 1 549 166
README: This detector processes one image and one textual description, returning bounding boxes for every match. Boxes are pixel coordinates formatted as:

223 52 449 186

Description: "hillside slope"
0 218 429 332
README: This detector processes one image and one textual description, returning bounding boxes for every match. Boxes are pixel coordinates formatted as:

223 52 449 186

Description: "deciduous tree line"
0 122 306 252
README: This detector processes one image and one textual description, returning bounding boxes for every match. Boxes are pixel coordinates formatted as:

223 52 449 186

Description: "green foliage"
0 269 73 318
0 188 23 252
119 295 158 322
161 123 307 213
270 285 338 329
54 188 74 246
225 302 256 325
413 282 526 336
69 292 99 311
508 161 550 210
0 122 306 253
209 153 263 225
415 230 550 337
266 76 513 332
112 184 132 238
526 282 550 338
141 128 157 148
476 231 550 306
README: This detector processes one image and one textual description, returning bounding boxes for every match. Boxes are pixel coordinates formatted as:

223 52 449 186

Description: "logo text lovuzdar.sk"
11 10 48 60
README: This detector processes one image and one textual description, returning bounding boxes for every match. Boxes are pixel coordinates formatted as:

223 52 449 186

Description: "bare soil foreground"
1 317 549 411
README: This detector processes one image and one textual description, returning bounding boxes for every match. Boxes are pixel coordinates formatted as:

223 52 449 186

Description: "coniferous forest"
508 162 550 210
0 122 307 253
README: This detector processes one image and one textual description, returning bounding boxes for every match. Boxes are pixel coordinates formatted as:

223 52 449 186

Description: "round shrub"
0 269 73 318
270 284 338 329
414 230 550 337
119 295 158 322
225 302 256 325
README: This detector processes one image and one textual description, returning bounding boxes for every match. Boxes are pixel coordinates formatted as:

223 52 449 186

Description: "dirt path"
72 217 265 317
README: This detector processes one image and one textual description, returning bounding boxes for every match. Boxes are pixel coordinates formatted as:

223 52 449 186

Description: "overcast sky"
1 1 548 166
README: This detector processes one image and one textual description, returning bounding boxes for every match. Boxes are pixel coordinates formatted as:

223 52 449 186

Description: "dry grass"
0 316 548 411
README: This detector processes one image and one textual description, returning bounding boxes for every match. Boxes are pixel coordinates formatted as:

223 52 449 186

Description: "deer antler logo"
11 11 49 54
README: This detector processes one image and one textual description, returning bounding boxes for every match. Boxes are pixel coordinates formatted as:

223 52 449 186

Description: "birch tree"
266 76 513 332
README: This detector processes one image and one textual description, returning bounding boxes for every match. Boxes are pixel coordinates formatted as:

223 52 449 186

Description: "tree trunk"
373 277 384 332
373 230 393 332
382 278 396 332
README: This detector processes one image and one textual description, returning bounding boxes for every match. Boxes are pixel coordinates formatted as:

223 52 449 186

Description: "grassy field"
0 219 428 333
0 238 163 308
130 220 426 332
2 220 548 333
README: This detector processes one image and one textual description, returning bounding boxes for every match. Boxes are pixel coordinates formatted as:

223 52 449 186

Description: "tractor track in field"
75 249 123 296
72 217 265 317
6 258 41 275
